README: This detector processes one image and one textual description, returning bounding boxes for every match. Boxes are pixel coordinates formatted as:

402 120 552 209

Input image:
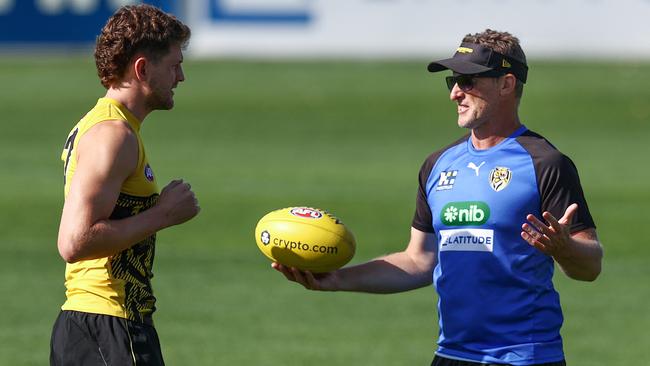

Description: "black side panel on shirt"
516 130 595 233
412 134 469 233
109 192 159 323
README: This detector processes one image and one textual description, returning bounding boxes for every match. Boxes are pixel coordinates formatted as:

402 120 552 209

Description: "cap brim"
427 58 493 74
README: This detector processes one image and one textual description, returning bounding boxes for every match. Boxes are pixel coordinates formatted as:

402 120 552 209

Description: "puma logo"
467 161 485 176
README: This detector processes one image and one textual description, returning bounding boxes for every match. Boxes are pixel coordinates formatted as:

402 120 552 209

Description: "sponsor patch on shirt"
439 228 494 252
440 201 490 226
436 170 458 191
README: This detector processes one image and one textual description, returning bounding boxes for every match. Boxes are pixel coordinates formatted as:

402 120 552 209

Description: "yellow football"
254 207 356 273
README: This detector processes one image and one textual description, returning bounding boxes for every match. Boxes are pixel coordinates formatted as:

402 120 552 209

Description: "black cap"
427 42 528 83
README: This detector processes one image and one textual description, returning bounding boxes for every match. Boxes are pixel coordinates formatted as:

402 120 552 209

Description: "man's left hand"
521 203 578 259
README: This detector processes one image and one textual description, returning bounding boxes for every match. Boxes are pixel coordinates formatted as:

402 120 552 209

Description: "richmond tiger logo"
489 167 512 192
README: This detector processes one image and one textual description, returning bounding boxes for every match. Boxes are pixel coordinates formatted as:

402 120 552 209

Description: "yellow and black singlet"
60 98 159 324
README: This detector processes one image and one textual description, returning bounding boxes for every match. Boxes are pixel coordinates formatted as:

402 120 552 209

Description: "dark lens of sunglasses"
445 75 475 92
445 76 456 91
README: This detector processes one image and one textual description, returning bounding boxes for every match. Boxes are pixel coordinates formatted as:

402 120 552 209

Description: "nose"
449 83 464 101
177 65 185 83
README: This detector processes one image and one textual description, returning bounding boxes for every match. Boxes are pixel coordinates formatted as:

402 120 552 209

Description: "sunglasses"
445 72 505 92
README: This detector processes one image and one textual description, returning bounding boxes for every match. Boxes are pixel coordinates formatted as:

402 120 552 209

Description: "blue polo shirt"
412 125 595 365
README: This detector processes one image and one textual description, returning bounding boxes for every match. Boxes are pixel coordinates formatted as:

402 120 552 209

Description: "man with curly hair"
274 29 603 366
50 5 199 365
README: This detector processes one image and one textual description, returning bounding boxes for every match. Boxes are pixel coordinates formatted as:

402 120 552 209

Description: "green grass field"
0 57 648 365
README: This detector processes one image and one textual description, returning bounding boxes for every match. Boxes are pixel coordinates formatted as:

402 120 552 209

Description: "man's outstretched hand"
271 262 339 291
521 203 578 259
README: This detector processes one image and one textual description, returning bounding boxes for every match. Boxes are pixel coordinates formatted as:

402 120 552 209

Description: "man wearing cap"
273 29 603 366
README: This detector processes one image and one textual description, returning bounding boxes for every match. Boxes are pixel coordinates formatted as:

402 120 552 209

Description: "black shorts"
432 354 566 366
50 310 165 366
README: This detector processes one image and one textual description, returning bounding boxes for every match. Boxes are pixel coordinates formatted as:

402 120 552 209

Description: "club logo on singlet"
144 164 154 182
489 167 511 192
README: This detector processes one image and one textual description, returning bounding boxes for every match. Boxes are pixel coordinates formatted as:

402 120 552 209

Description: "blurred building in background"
0 0 174 44
2 0 650 59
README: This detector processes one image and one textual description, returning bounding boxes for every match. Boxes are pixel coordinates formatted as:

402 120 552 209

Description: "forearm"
59 206 167 262
554 234 603 281
334 251 433 293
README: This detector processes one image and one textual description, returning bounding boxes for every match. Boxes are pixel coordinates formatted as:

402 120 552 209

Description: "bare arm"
554 228 602 281
273 227 437 293
57 120 200 263
521 203 603 281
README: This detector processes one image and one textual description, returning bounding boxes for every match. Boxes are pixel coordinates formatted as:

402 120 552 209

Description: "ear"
500 74 517 96
133 56 148 82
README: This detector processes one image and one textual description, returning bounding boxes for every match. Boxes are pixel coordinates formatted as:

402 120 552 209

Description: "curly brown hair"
94 4 191 89
463 29 526 98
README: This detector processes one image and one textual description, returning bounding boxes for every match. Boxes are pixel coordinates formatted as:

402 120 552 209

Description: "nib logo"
441 201 490 226
443 206 459 222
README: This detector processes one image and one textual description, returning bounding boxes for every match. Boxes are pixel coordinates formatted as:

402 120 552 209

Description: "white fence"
2 0 649 59
186 0 650 59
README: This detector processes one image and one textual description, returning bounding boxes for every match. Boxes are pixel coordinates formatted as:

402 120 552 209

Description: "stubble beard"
458 112 484 130
146 88 174 111
457 103 492 131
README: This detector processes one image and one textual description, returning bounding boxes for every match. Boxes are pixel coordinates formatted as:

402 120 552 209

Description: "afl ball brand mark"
290 207 323 219
144 164 155 182
260 230 271 245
